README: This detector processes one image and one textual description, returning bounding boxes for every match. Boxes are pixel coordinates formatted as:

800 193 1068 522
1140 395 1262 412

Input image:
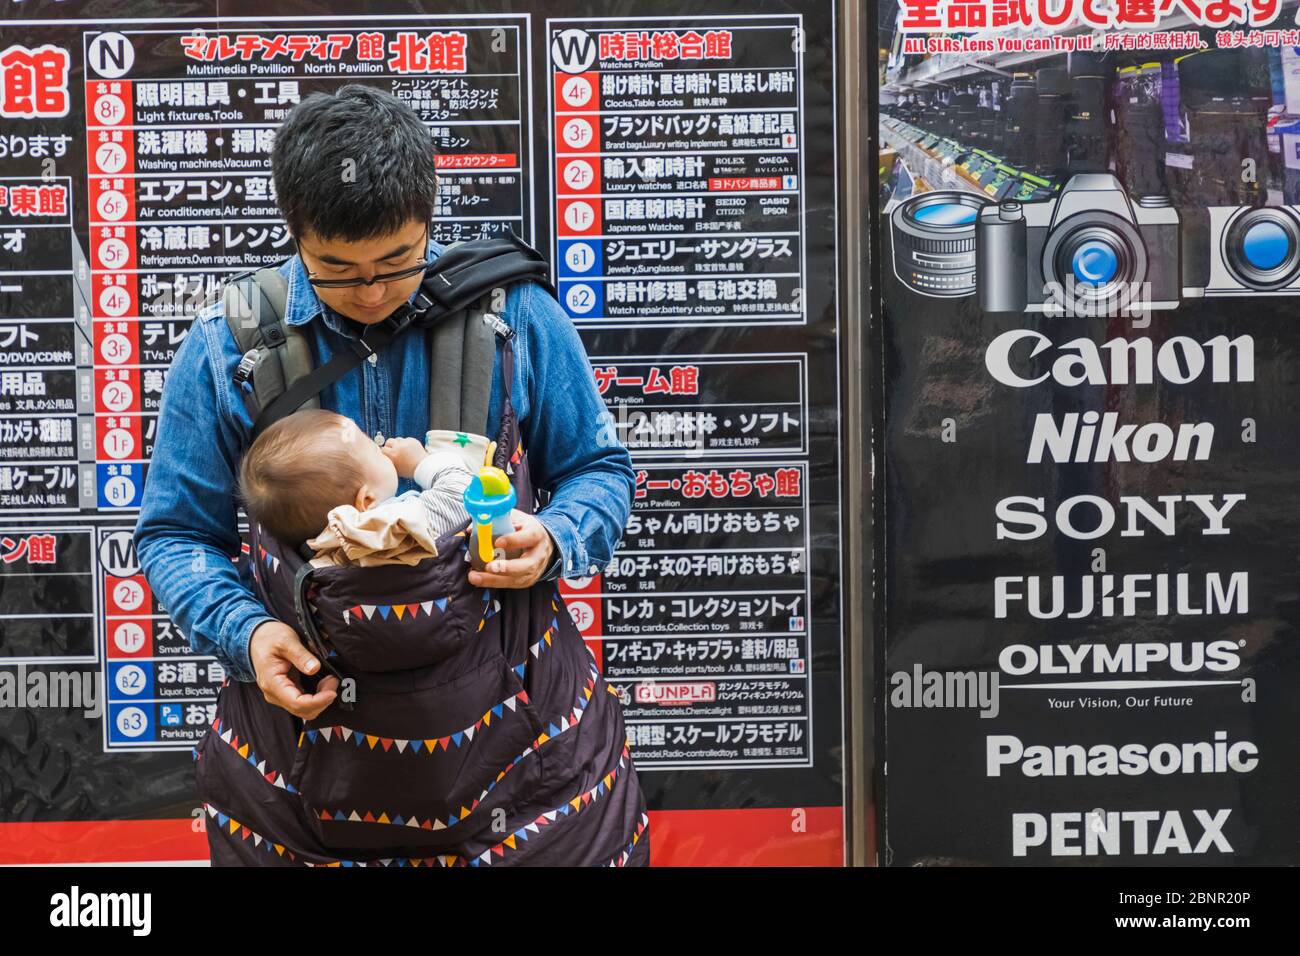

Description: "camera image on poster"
888 189 987 297
882 5 1300 315
974 174 1180 316
1187 203 1300 293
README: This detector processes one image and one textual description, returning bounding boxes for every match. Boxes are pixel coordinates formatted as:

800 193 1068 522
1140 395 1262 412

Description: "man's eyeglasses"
297 226 431 289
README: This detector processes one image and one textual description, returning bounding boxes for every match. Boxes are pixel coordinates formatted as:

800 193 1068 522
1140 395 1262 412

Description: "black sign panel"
877 0 1300 864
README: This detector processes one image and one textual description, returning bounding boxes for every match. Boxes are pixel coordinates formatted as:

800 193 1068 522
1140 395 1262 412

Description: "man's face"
295 216 429 323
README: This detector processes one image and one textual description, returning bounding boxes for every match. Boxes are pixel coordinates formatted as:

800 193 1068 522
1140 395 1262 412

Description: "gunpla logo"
889 664 1000 718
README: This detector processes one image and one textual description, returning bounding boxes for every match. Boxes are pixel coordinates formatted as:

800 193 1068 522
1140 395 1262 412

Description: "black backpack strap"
429 290 506 434
291 561 352 710
425 230 537 434
250 308 418 442
419 230 554 310
224 268 320 430
462 299 506 435
224 266 288 354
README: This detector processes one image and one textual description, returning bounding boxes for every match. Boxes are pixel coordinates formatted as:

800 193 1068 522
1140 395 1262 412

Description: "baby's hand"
380 436 427 478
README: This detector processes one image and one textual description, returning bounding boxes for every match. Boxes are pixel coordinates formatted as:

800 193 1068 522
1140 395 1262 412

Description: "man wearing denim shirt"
133 85 634 719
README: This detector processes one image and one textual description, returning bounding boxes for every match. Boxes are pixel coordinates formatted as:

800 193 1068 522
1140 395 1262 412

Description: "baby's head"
238 409 399 545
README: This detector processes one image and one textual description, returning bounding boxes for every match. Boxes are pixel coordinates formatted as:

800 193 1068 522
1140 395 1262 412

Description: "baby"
238 407 489 563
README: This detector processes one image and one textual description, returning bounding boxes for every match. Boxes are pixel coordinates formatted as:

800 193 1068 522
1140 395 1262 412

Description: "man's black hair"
271 84 440 243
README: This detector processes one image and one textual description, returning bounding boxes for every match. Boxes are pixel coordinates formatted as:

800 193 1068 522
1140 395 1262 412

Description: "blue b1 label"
96 462 144 508
558 238 602 277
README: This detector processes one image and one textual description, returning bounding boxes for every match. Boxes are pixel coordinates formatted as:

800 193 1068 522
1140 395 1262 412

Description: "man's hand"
468 509 556 589
250 620 338 719
380 436 426 479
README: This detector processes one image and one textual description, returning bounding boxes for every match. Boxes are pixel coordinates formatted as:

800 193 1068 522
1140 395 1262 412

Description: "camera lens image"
1066 52 1108 174
1033 67 1069 179
912 202 979 226
1242 222 1288 268
889 190 990 297
1071 238 1121 284
1113 63 1167 199
1222 207 1300 289
1045 216 1147 309
1172 47 1271 208
1064 230 1130 289
1003 72 1036 169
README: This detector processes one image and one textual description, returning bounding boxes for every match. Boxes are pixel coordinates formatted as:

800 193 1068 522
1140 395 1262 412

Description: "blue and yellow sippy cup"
463 465 517 570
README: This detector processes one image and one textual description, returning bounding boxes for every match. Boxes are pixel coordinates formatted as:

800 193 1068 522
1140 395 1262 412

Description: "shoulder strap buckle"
481 311 514 341
233 348 260 387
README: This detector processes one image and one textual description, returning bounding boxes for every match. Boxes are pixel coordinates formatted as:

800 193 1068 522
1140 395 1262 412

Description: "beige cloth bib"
306 429 494 568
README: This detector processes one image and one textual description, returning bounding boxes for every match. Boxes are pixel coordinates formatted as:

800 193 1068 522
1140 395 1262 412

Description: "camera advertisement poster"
878 1 1300 864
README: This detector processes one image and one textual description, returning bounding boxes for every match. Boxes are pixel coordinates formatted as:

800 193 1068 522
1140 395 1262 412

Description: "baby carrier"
192 234 650 866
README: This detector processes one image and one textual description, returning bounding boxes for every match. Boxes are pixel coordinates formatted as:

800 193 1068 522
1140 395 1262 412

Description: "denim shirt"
132 237 634 682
